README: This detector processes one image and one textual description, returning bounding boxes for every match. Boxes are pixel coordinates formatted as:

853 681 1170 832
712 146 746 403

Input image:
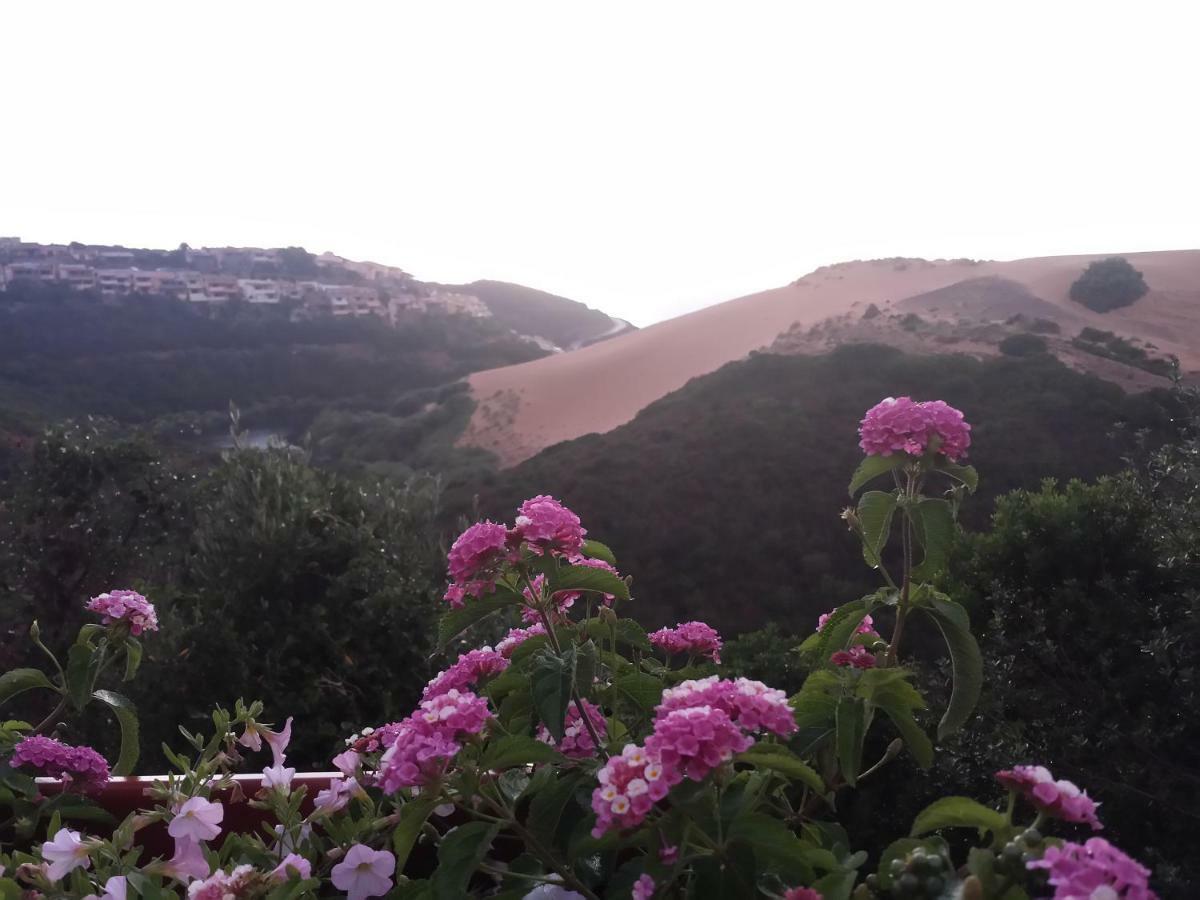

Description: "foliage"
437 280 617 348
997 333 1047 357
1072 328 1175 378
1068 256 1149 313
463 345 1176 635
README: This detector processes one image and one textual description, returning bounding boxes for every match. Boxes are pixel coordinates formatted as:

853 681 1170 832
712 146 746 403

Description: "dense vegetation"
0 280 544 434
997 332 1048 356
1073 326 1175 377
0 423 445 767
1069 256 1149 312
437 279 618 347
462 345 1177 635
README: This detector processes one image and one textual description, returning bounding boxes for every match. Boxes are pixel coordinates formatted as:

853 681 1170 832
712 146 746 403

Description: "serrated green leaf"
122 639 143 682
835 697 866 787
911 796 1007 837
431 821 501 900
579 539 617 565
66 643 96 711
479 735 563 771
918 596 982 739
873 687 933 770
858 490 898 568
525 768 585 847
936 460 979 493
92 690 139 775
581 617 652 652
849 454 907 496
735 744 824 793
0 669 56 708
393 797 439 872
548 564 629 602
910 498 956 580
436 589 523 649
529 646 576 742
612 671 662 713
812 598 874 665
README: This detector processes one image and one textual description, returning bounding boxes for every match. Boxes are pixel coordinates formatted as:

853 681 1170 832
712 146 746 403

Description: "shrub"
1069 257 1149 313
998 333 1048 356
0 400 1168 898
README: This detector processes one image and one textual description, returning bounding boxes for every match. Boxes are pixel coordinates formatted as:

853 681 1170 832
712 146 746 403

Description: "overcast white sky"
2 2 1197 326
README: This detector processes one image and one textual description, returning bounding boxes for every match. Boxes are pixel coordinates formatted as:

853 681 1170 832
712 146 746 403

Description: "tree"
1069 257 1149 313
998 333 1048 356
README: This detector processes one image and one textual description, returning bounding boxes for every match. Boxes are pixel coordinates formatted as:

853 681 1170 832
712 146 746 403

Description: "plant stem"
887 471 916 665
33 696 68 736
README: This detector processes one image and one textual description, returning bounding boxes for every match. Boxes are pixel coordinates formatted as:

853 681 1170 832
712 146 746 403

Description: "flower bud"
598 606 618 626
29 620 41 642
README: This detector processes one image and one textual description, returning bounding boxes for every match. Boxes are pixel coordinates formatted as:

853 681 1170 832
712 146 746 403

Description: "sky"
3 2 1198 327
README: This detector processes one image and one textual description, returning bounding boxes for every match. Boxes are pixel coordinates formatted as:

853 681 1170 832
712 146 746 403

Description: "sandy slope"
462 250 1200 467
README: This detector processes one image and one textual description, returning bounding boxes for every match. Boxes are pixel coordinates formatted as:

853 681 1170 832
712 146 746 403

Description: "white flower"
40 828 91 882
330 844 395 900
167 796 224 842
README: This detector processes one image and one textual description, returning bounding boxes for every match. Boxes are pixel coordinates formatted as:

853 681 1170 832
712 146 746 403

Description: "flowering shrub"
0 404 1163 898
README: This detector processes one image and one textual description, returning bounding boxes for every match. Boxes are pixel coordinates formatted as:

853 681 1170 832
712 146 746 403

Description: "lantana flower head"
858 397 971 461
632 874 656 900
656 676 797 738
85 590 158 635
592 744 670 837
423 647 509 700
444 521 513 606
645 706 753 783
648 621 723 663
497 623 546 658
377 724 461 793
416 688 493 735
513 495 586 556
831 645 877 669
538 698 607 758
996 765 1103 830
1027 837 1156 900
10 736 110 790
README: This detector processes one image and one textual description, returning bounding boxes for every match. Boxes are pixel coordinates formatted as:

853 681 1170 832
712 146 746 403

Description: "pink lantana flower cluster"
858 396 972 461
648 621 723 663
10 735 110 790
443 521 513 608
85 589 158 635
996 765 1103 831
591 745 671 837
538 698 607 758
831 645 877 669
422 647 509 700
496 623 546 657
644 706 752 783
377 689 492 793
632 874 657 900
656 676 798 739
1028 837 1157 900
513 495 587 556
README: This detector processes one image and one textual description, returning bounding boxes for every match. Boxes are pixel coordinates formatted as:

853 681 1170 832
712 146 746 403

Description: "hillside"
458 345 1177 635
461 250 1200 466
435 280 631 350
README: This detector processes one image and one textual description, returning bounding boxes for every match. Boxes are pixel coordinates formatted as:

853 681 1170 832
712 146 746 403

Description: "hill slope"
461 250 1200 466
459 346 1176 635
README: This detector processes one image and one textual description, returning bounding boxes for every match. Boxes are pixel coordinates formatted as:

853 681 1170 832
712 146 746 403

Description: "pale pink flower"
40 828 90 882
537 698 607 758
831 645 877 669
659 844 679 865
101 875 127 900
1028 837 1156 899
168 797 224 843
332 749 361 776
513 495 586 556
591 744 669 837
497 623 546 658
632 874 656 900
164 836 211 882
423 648 509 700
262 763 295 791
314 777 362 815
264 717 293 767
648 621 723 663
11 735 109 790
85 590 158 635
186 864 259 900
996 765 1103 830
331 844 395 900
656 676 797 738
270 854 312 882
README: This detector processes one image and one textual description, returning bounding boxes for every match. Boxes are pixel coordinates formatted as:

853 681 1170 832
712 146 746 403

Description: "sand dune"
462 250 1200 467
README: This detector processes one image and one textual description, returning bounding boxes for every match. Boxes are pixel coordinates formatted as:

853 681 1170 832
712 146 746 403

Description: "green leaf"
849 454 906 496
910 498 956 580
431 821 501 900
66 643 96 711
55 802 116 825
811 869 858 900
688 842 759 899
811 598 875 665
525 768 585 847
529 646 576 742
735 744 824 793
855 669 933 769
612 671 662 713
0 879 22 900
918 595 982 739
935 460 979 493
574 640 599 699
479 735 563 770
579 539 617 565
0 669 56 707
858 490 897 568
835 698 866 787
911 796 1007 837
92 690 139 775
548 564 629 602
392 797 439 873
122 639 143 682
581 617 652 652
436 589 523 649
